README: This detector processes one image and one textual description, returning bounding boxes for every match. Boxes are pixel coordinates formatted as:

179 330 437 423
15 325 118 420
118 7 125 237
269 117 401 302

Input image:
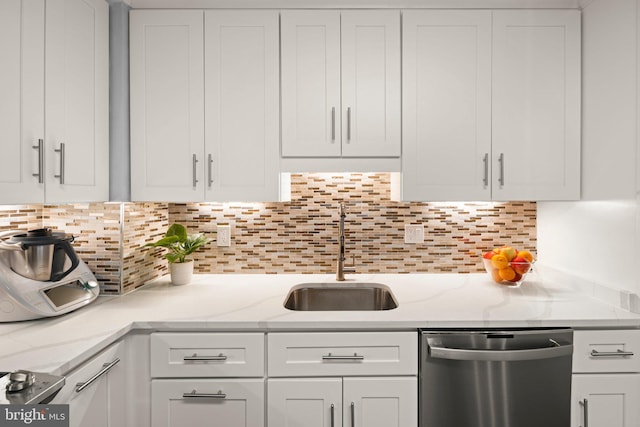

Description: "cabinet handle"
54 143 65 184
351 402 355 427
590 349 635 357
75 358 120 393
330 403 335 427
32 139 44 184
579 398 589 427
192 154 199 187
483 153 489 187
207 154 213 187
331 107 336 142
182 389 226 399
498 153 505 186
322 352 364 361
347 107 352 141
183 353 227 361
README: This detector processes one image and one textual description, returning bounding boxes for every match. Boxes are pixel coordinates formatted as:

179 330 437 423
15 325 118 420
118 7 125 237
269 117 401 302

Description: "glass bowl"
482 257 534 288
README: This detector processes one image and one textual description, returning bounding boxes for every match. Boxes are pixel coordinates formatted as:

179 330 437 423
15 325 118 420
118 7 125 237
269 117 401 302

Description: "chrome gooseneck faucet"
336 203 356 281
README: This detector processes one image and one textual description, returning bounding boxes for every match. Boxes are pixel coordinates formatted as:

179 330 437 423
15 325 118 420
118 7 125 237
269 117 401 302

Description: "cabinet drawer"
267 332 417 377
150 333 265 378
151 379 265 427
573 330 640 373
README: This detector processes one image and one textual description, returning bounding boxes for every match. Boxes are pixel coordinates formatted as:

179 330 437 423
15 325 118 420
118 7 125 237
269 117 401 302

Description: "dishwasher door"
420 328 573 427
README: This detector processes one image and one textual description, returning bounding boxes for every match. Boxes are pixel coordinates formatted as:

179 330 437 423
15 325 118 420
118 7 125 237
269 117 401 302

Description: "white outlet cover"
217 225 231 247
405 224 424 244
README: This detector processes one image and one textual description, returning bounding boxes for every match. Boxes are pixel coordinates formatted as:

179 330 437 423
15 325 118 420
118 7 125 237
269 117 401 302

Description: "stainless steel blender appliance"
0 229 99 322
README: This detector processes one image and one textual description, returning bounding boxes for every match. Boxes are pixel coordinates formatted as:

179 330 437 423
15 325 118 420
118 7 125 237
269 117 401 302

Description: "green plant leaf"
145 235 180 248
166 224 187 242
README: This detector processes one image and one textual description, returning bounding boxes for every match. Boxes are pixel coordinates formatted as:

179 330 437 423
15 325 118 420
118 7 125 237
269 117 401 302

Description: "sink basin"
283 283 398 311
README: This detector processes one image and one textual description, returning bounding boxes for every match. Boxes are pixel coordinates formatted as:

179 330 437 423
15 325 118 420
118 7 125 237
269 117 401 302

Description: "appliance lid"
8 228 74 247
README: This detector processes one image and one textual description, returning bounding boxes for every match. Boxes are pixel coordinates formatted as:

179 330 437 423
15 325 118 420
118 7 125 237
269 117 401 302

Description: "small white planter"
169 260 194 285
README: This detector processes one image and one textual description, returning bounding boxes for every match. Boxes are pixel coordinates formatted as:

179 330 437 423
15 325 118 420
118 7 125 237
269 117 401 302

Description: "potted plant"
146 224 212 285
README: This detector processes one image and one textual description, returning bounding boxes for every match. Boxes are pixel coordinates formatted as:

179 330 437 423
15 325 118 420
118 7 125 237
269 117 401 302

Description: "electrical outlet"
217 225 231 247
404 224 424 244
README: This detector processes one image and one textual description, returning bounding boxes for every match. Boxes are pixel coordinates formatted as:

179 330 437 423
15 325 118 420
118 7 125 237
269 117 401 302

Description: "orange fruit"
499 267 516 281
500 246 517 261
491 268 503 283
517 250 534 263
491 254 508 270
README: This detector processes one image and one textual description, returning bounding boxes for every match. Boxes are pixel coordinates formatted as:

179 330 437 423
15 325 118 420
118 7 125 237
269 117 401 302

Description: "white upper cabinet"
281 10 400 159
130 9 281 202
205 10 280 202
0 0 108 204
402 10 492 201
402 9 580 201
492 10 581 200
0 0 45 204
281 11 341 158
45 0 109 203
130 10 205 202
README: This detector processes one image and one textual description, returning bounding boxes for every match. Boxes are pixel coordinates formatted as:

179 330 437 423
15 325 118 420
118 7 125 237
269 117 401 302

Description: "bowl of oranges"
482 246 534 287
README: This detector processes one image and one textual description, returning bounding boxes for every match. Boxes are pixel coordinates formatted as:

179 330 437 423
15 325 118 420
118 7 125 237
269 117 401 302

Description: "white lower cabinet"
151 379 265 427
571 374 640 427
267 377 416 427
149 332 266 427
571 330 640 427
267 332 418 427
50 341 125 427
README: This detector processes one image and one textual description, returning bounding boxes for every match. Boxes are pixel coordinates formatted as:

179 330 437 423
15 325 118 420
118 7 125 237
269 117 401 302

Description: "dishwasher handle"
427 339 573 362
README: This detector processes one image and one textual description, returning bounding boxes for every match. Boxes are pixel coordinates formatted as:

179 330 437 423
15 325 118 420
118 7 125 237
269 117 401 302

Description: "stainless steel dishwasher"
420 328 573 427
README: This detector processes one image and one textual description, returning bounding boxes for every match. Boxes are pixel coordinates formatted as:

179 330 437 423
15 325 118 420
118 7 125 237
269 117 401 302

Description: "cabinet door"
281 11 341 157
492 10 580 200
572 374 640 427
205 10 280 201
152 379 264 427
402 10 492 201
341 11 400 158
343 377 417 427
130 10 205 202
45 0 109 203
0 0 45 204
51 342 125 427
268 378 342 427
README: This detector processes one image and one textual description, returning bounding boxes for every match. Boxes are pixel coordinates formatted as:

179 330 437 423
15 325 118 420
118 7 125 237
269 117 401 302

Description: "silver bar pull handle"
192 154 198 187
498 153 505 186
184 353 227 361
580 398 589 427
322 352 364 361
32 139 44 183
54 143 65 184
182 389 226 399
207 154 213 187
75 358 120 393
347 107 352 141
590 349 635 357
483 153 489 187
331 107 336 141
428 339 572 362
351 402 355 427
330 403 335 427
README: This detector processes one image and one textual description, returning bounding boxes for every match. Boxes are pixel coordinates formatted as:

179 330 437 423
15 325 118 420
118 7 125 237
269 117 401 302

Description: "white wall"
537 0 639 294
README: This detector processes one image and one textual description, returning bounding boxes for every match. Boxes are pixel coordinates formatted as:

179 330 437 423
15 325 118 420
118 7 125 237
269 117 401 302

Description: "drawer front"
151 379 265 427
268 332 417 377
150 333 265 378
573 330 640 373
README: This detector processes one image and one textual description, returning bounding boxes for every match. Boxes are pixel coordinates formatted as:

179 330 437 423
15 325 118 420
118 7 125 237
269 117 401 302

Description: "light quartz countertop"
1 270 639 375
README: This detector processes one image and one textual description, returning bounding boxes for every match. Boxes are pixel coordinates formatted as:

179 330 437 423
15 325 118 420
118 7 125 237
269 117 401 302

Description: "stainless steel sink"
283 283 398 311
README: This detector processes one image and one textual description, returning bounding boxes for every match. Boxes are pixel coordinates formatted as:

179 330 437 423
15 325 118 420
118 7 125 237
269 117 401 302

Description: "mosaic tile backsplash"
0 174 536 294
